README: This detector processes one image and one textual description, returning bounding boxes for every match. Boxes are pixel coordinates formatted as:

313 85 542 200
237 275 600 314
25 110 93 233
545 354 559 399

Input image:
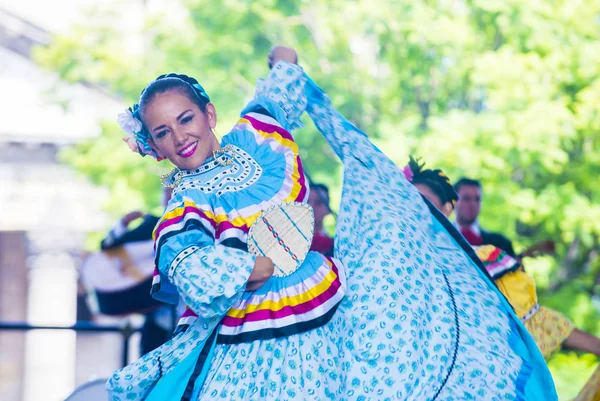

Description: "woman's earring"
159 159 181 188
160 168 182 189
211 127 220 140
211 127 235 167
213 145 236 167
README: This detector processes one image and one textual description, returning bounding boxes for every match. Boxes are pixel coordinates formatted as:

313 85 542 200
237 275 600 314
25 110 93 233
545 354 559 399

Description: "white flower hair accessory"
117 108 143 137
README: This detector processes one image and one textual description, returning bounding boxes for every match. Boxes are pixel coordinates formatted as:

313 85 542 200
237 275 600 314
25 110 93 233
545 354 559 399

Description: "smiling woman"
108 47 557 401
138 75 221 171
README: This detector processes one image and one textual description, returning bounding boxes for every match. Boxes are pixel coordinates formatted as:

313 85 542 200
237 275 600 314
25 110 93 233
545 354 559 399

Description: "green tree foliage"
35 1 600 397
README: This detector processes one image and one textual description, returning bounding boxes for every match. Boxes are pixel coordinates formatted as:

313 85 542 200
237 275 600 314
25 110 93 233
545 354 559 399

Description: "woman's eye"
181 115 193 124
156 130 169 138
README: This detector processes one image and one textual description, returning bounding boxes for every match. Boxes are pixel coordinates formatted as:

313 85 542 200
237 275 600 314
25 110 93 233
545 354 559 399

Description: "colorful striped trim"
151 272 161 295
154 201 216 245
218 303 340 345
218 280 343 336
477 245 521 280
172 257 344 345
152 199 254 266
223 260 340 321
239 112 308 203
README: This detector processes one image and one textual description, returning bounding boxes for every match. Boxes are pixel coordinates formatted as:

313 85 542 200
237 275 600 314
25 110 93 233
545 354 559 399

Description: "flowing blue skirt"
107 72 557 401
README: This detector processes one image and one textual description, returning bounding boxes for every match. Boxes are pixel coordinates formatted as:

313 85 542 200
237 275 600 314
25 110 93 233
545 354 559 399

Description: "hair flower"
402 165 414 182
117 108 143 137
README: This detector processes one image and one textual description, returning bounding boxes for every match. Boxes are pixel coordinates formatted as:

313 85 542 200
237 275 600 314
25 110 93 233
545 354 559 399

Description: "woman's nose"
172 127 188 146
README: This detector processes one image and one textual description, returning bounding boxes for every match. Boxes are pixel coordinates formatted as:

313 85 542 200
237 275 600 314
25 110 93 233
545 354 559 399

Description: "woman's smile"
177 141 198 158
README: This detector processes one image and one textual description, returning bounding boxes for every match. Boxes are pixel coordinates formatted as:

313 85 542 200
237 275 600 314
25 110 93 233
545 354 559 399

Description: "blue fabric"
151 273 180 305
144 340 203 401
429 213 554 400
190 331 219 400
108 61 557 400
142 326 220 401
303 71 557 400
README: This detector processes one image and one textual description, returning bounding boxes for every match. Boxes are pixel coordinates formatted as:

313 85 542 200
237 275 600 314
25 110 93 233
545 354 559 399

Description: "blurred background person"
94 187 176 355
404 157 600 401
307 183 334 257
453 178 516 256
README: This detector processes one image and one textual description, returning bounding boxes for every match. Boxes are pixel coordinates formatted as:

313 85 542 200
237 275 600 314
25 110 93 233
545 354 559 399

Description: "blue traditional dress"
107 62 557 400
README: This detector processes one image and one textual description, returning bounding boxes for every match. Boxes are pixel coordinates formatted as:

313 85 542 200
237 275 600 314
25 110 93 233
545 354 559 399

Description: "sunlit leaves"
36 2 600 394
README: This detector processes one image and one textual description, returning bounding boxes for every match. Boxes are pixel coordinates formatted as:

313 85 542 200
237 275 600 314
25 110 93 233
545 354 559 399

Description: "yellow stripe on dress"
226 267 339 318
152 199 260 241
238 118 303 203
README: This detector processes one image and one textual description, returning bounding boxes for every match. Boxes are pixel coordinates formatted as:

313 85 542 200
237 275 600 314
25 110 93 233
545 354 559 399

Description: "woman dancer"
404 156 600 401
108 47 556 400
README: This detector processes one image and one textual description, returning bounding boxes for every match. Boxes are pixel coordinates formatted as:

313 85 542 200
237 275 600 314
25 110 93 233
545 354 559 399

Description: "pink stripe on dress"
295 158 308 202
181 308 198 318
216 220 250 235
221 275 342 327
244 113 295 142
154 206 217 244
487 254 517 276
244 113 308 202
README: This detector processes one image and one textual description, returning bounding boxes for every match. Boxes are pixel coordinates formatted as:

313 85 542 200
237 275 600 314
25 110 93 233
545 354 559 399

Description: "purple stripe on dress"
155 206 217 243
221 264 342 327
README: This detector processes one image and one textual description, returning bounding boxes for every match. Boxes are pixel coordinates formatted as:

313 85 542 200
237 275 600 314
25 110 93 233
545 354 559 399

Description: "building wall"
0 10 141 399
0 231 28 401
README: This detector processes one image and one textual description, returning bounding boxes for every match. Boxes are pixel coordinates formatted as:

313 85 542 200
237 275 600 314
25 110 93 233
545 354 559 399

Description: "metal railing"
0 320 141 367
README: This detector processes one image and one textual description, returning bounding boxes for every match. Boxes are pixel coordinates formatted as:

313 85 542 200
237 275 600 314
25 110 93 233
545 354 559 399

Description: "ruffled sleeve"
164 243 255 319
152 195 256 317
240 61 307 131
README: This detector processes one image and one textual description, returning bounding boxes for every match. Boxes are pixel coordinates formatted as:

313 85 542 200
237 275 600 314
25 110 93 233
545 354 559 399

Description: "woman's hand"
268 46 298 69
246 256 274 291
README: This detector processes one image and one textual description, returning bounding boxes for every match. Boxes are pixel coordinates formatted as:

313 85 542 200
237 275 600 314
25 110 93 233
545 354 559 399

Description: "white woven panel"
248 202 315 277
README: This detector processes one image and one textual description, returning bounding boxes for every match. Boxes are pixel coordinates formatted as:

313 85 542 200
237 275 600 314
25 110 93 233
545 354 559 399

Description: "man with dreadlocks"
403 157 600 401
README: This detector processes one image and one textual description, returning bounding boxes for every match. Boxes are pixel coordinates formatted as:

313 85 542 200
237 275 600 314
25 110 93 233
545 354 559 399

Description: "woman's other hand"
246 256 274 291
268 46 298 69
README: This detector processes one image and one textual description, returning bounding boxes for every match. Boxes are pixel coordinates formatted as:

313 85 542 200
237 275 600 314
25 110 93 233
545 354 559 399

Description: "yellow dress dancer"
402 156 600 401
476 245 600 401
475 245 575 357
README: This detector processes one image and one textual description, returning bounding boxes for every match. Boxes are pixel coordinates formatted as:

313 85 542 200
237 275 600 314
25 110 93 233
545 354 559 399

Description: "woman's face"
144 90 218 170
414 183 453 218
